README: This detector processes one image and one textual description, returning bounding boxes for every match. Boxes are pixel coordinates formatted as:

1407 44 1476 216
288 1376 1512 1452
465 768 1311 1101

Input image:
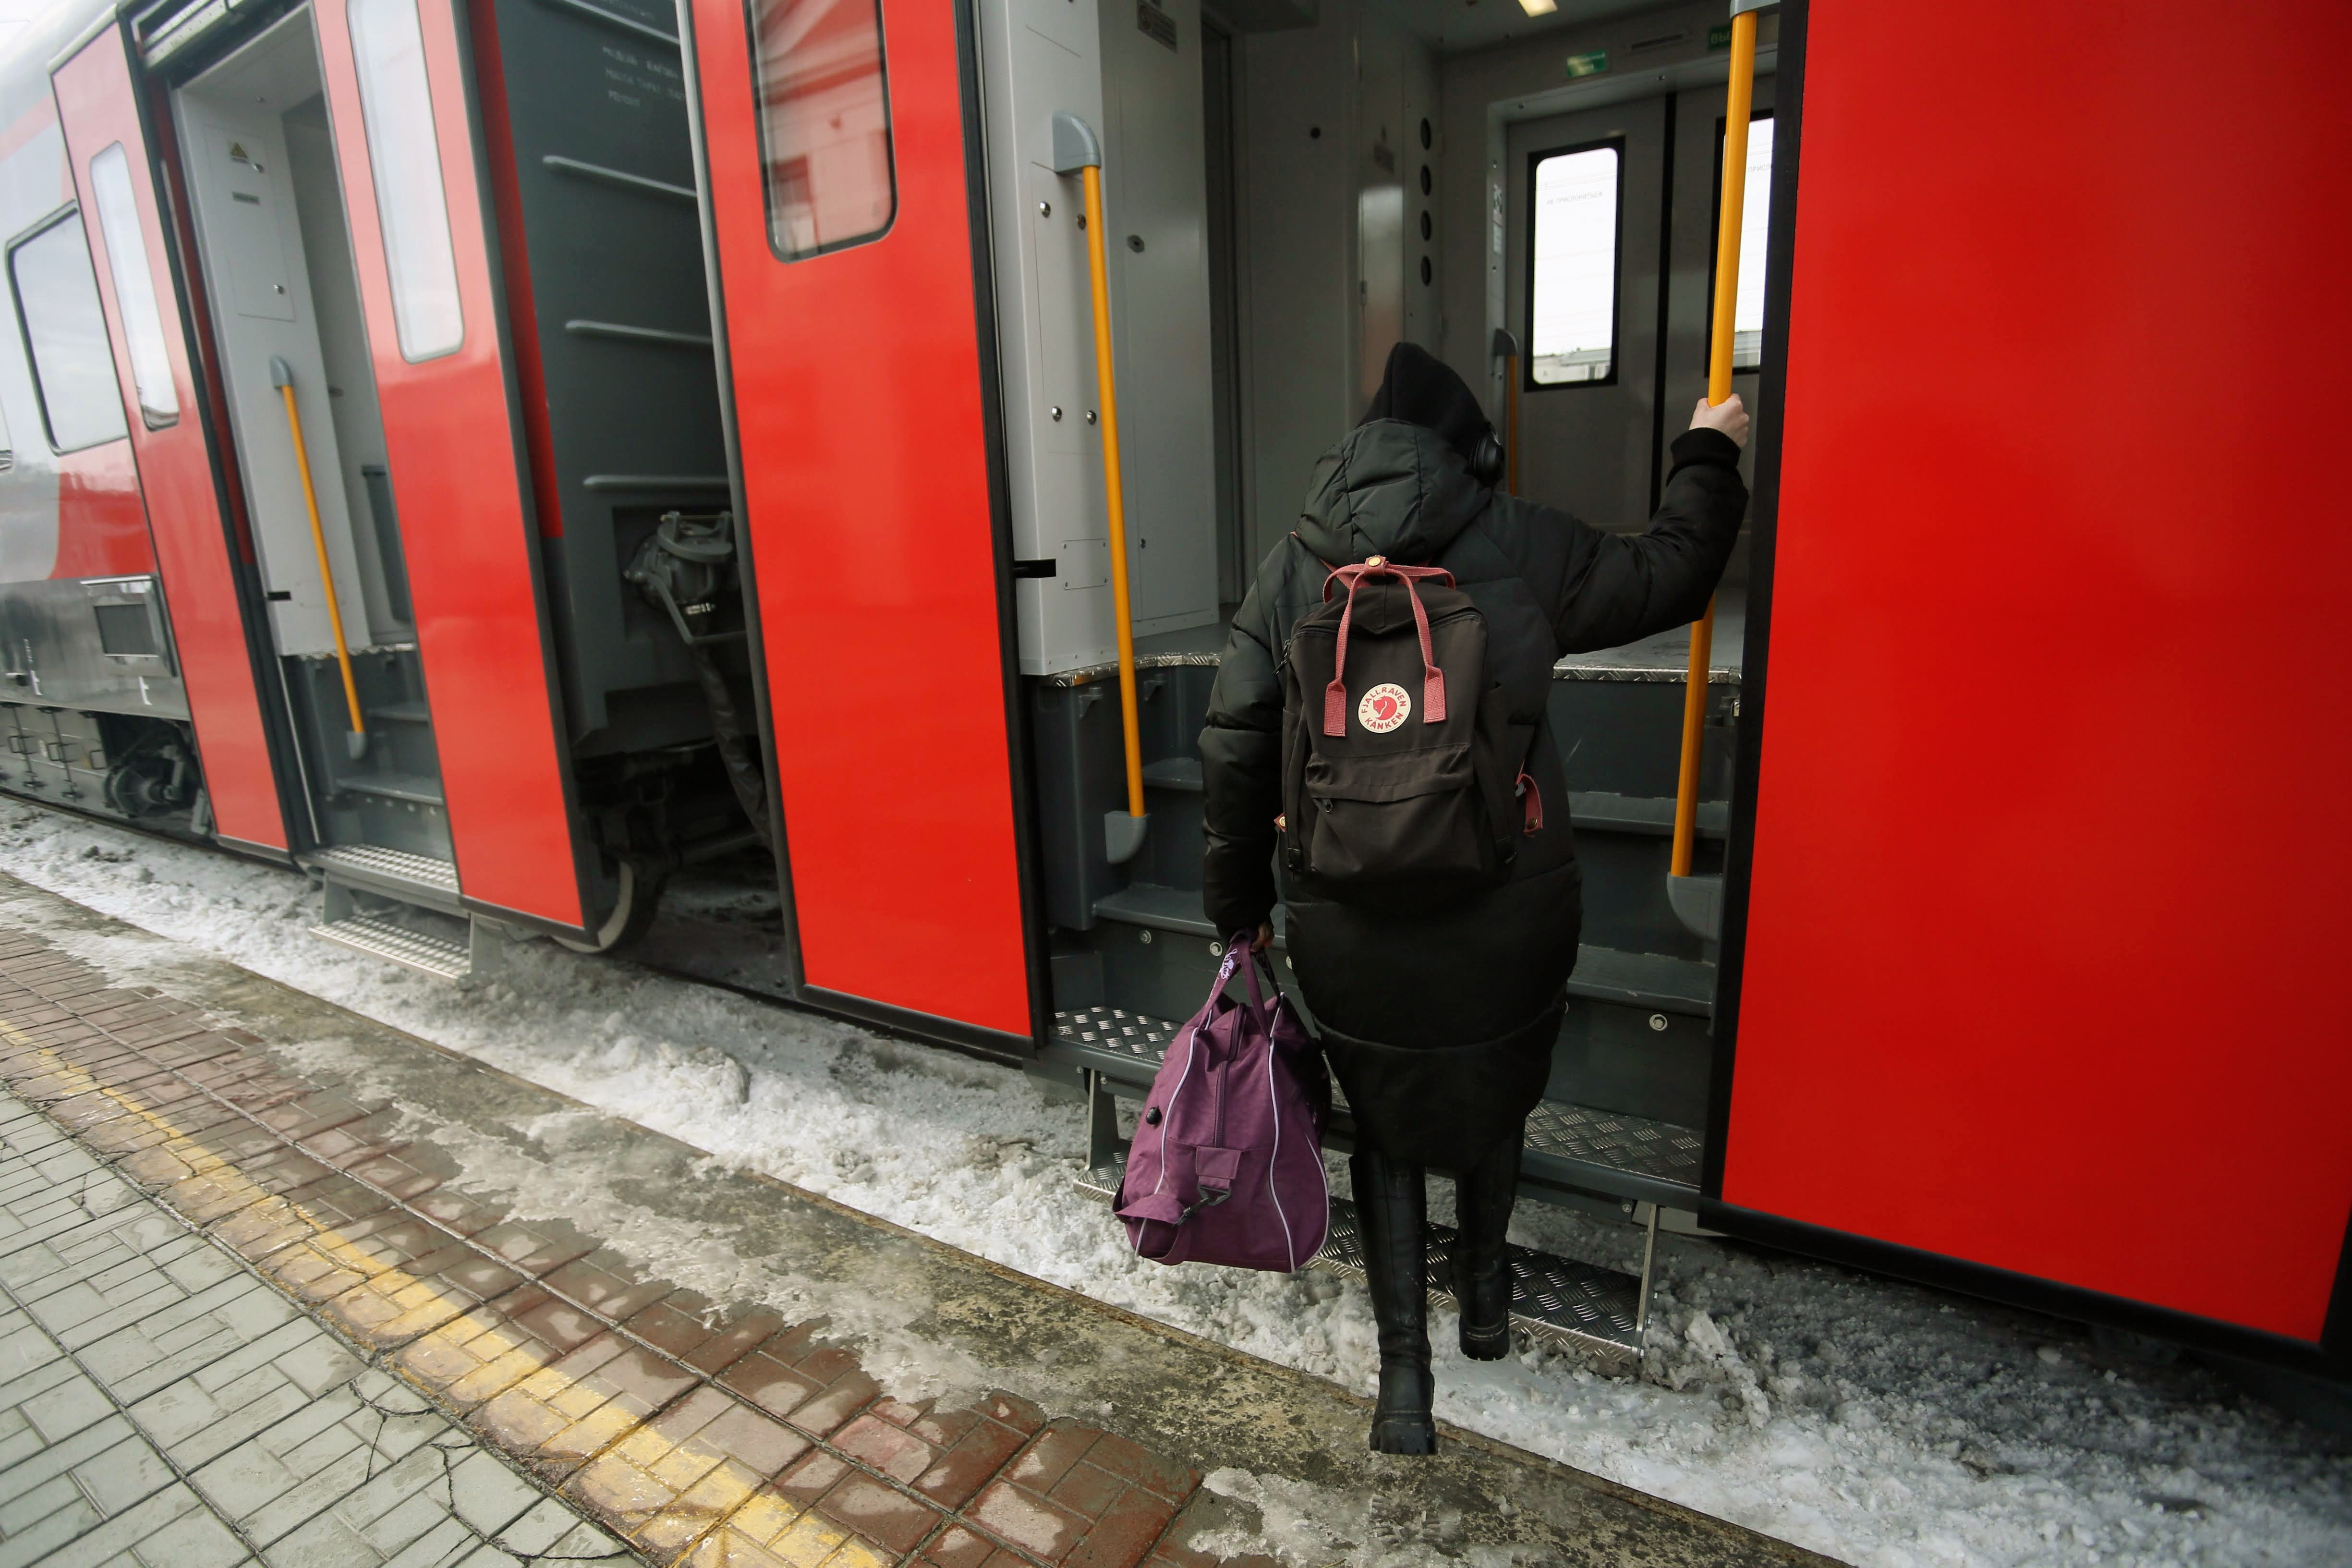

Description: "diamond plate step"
307 844 462 916
310 915 470 980
1076 1156 1642 1373
1051 1006 1701 1204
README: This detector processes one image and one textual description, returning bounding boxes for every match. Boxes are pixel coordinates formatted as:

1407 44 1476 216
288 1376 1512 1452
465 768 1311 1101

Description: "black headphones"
1467 424 1505 487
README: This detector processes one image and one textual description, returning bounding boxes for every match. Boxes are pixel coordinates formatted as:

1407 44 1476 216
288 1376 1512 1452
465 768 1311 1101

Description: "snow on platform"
2 801 2350 1566
0 883 1801 1568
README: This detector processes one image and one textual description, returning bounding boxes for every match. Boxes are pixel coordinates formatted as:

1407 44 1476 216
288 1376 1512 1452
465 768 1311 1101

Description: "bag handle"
1320 557 1452 736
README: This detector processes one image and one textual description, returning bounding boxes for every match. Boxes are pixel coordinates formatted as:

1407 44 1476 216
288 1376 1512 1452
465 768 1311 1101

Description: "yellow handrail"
1670 6 1757 881
271 356 366 755
1079 161 1146 825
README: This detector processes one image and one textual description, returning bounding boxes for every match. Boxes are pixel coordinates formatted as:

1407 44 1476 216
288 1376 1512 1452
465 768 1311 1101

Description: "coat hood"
1294 418 1491 567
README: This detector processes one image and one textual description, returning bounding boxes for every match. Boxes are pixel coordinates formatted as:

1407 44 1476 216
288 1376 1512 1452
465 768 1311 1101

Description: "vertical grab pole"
1669 3 1759 890
271 356 368 761
1054 112 1149 863
1490 328 1522 496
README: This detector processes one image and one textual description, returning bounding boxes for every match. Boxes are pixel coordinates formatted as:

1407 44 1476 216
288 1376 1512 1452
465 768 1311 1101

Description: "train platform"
0 874 1824 1568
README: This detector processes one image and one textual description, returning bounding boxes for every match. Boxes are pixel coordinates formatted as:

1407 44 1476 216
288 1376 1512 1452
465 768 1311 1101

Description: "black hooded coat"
1199 345 1748 1170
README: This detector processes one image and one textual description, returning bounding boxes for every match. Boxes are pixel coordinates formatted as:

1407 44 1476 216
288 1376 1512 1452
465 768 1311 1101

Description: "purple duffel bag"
1115 938 1331 1271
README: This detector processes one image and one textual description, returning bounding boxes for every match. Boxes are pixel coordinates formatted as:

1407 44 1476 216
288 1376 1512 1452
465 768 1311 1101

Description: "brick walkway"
0 875 1822 1568
0 1087 626 1567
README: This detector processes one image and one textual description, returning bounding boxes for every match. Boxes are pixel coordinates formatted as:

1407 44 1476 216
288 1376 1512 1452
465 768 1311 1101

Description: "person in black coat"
1199 342 1748 1452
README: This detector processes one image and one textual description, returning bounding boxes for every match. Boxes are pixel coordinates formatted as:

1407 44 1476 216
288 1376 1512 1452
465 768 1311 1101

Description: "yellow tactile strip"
0 931 1267 1568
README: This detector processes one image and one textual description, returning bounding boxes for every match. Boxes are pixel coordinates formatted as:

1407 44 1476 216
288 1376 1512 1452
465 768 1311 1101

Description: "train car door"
295 0 590 935
1710 0 2352 1364
48 23 290 855
679 0 1036 1050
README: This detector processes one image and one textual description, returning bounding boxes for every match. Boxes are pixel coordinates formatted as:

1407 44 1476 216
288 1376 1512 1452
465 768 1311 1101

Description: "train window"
1711 112 1774 370
1526 140 1620 386
750 0 897 260
9 211 129 453
87 146 178 429
348 0 463 360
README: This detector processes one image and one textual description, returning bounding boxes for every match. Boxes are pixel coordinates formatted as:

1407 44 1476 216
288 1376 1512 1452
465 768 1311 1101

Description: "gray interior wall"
1436 0 1773 474
1095 0 1217 638
281 98 403 644
1233 0 1433 569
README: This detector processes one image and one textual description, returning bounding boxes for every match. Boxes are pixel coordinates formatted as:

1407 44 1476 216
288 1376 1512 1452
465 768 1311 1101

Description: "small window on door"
349 0 464 360
750 0 896 260
88 145 179 429
1711 112 1773 371
9 210 130 452
1526 139 1621 387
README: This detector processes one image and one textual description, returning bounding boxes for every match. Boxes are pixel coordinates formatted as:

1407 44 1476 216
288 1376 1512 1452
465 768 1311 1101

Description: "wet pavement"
0 871 1829 1568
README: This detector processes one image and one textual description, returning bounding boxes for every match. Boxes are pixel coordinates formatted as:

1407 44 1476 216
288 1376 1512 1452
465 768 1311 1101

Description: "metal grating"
1075 1157 1639 1370
309 844 460 896
311 916 469 981
1523 1100 1704 1186
1054 1007 1180 1061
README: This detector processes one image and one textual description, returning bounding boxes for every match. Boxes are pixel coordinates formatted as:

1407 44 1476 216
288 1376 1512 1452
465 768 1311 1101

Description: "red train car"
0 0 2341 1379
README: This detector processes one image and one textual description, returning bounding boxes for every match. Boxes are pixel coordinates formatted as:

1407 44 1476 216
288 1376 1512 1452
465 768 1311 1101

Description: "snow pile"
2 801 2348 1567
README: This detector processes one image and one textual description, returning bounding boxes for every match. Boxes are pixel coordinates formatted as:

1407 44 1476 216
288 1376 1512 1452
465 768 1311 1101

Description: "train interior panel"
171 10 441 860
992 0 1776 1220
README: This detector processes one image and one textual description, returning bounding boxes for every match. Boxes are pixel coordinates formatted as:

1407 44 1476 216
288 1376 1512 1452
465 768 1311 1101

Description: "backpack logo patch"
1357 682 1411 733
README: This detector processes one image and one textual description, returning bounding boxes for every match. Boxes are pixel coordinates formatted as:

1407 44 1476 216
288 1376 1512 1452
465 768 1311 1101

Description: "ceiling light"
1517 0 1557 14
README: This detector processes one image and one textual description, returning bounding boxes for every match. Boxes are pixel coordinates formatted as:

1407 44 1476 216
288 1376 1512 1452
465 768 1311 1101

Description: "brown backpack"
1279 557 1542 900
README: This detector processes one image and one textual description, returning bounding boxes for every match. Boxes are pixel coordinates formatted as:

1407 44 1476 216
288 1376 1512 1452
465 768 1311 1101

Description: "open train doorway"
980 0 1776 1216
170 9 436 863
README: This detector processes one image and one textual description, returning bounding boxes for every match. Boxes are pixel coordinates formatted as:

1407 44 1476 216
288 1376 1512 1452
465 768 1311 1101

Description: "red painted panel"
1724 0 2352 1338
311 0 584 928
49 446 153 579
50 34 286 851
685 0 1029 1033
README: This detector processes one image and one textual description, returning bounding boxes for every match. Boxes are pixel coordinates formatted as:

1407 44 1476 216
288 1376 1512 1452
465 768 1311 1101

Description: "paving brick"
124 1504 249 1568
71 1434 178 1517
0 1487 104 1568
812 1471 946 1556
261 1509 383 1567
21 1370 115 1444
0 1471 86 1536
967 1477 1090 1565
0 1415 132 1516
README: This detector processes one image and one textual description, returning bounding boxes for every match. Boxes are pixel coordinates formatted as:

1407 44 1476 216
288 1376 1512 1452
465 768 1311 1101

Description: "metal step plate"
309 843 460 895
1524 1100 1704 1188
1076 1156 1642 1374
1052 1006 1700 1200
310 915 470 980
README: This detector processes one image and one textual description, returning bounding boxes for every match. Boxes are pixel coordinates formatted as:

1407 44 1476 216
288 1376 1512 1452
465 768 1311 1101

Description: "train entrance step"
1048 1005 1708 1209
305 843 463 915
310 912 472 979
1076 1154 1648 1374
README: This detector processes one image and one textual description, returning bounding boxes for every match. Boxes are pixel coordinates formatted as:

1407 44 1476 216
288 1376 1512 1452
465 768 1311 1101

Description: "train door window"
1710 112 1773 370
750 0 895 259
348 0 463 359
9 211 130 452
87 145 179 428
1526 140 1622 386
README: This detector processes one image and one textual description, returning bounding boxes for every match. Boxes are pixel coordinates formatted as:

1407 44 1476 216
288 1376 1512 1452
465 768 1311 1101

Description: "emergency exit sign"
1564 50 1608 78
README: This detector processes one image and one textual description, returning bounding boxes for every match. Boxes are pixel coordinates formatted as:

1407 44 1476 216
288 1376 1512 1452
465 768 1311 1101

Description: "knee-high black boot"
1350 1147 1435 1454
1451 1130 1522 1361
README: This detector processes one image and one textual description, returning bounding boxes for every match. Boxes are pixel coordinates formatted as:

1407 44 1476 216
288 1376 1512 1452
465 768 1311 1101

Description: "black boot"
1351 1148 1435 1455
1451 1130 1522 1361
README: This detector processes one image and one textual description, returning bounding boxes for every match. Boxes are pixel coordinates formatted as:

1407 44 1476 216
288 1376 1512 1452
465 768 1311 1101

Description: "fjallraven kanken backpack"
1279 556 1540 898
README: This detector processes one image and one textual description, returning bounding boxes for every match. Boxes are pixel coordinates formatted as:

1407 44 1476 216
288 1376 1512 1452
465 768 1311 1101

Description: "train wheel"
553 859 664 955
